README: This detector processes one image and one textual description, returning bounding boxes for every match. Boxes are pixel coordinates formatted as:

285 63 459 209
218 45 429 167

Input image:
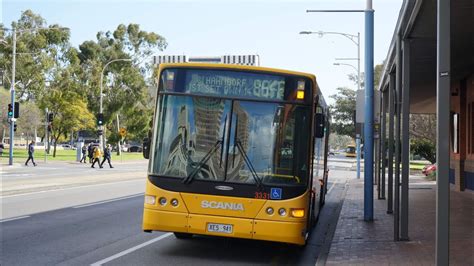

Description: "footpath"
321 173 473 265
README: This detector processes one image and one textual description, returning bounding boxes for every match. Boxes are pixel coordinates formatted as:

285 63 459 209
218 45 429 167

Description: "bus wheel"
174 232 193 239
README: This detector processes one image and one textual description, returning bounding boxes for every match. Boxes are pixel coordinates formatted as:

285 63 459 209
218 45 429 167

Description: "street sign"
119 128 127 137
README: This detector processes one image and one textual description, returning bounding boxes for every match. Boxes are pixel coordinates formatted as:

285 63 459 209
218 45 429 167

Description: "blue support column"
356 136 361 179
363 3 374 221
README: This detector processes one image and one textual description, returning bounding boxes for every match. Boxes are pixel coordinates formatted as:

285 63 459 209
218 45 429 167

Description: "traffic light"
47 124 52 132
97 129 103 136
7 103 13 118
48 112 54 122
97 113 104 126
14 102 20 118
14 124 17 132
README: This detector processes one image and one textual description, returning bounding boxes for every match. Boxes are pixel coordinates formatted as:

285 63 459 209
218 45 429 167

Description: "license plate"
207 223 233 234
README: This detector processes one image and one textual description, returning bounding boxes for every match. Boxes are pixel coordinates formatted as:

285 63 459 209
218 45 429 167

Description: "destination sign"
184 70 286 100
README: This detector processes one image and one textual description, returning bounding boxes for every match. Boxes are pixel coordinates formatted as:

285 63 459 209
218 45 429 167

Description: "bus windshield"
151 94 311 186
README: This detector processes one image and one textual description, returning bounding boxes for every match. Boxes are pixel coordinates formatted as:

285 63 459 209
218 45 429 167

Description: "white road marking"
73 194 143 208
0 215 30 223
90 233 173 266
327 180 338 195
1 179 143 199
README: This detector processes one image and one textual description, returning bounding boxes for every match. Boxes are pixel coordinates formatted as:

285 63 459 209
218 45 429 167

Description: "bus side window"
314 113 325 138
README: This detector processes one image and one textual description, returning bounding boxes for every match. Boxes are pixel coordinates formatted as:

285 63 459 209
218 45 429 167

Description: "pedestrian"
91 145 103 168
100 144 114 168
25 141 37 166
87 143 93 163
80 144 87 163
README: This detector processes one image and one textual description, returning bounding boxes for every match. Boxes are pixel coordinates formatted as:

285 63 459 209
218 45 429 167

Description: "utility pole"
44 108 48 163
363 0 375 222
306 0 374 221
8 28 17 165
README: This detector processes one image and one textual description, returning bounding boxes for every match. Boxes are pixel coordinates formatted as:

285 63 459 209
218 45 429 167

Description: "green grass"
1 147 145 163
409 162 427 170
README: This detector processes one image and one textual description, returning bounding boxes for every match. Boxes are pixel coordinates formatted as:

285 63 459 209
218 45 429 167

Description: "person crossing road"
100 144 114 168
80 144 87 163
25 141 37 166
87 143 94 163
91 145 103 168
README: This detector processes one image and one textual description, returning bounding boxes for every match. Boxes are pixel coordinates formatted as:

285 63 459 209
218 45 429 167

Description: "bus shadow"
160 234 306 264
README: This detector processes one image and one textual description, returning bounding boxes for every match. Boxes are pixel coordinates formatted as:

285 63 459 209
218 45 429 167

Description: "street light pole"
364 0 375 222
334 60 362 180
305 0 374 222
99 58 132 149
300 30 360 89
301 30 362 179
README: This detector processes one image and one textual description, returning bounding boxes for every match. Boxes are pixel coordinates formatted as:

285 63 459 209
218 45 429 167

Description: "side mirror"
314 113 325 138
143 137 150 159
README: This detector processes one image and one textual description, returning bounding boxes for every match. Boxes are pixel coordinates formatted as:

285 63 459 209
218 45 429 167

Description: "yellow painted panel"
180 193 266 218
254 190 310 222
188 214 253 240
142 208 188 233
143 179 189 213
253 219 306 245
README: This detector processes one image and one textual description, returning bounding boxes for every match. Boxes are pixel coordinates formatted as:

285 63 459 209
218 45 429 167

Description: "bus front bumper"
143 208 307 245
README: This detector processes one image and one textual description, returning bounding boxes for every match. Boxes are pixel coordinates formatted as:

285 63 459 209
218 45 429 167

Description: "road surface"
1 159 352 265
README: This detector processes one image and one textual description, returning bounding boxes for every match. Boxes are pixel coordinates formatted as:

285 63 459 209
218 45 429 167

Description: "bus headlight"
170 198 179 207
290 208 305 218
278 208 287 216
266 207 274 215
159 197 167 206
144 195 156 205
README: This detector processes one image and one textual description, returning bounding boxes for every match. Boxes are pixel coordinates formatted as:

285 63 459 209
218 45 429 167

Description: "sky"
1 0 403 104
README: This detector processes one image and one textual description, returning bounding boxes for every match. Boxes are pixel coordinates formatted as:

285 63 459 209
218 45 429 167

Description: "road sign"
119 128 127 137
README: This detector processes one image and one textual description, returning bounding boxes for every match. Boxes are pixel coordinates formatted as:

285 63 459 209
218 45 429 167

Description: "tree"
77 23 167 142
329 133 353 150
410 114 436 163
410 114 436 141
0 88 10 142
411 139 436 164
329 87 356 138
0 10 70 100
16 101 42 143
40 88 95 157
332 63 384 138
347 62 385 89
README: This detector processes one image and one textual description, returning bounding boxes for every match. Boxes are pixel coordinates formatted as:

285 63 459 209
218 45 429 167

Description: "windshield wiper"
235 140 263 188
232 114 262 188
184 114 230 184
182 140 222 184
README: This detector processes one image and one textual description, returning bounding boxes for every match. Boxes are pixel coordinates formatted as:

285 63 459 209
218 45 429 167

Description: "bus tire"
173 232 193 239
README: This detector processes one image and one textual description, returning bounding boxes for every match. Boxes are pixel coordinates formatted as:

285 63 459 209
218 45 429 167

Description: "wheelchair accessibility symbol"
270 188 282 199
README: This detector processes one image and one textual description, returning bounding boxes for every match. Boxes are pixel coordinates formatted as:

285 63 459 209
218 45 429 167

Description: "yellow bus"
345 144 356 157
142 63 330 246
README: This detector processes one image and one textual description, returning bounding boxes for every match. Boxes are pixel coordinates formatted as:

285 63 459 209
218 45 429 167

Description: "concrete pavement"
322 173 474 265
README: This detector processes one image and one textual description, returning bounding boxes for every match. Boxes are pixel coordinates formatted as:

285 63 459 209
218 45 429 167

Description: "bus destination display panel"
164 69 286 101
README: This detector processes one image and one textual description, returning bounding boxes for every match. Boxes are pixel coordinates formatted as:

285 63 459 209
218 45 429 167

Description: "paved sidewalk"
324 174 473 265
